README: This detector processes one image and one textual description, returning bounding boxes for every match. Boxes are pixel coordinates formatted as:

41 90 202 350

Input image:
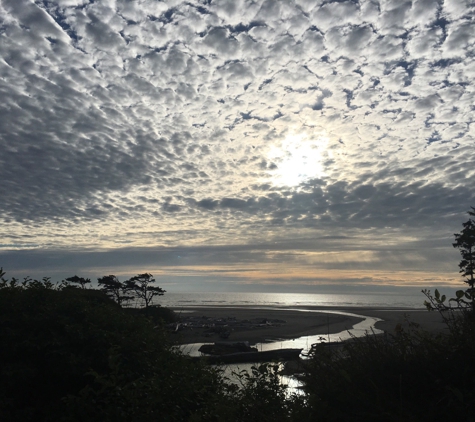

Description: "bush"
125 304 179 324
302 315 475 422
0 271 308 421
0 276 226 422
225 363 307 422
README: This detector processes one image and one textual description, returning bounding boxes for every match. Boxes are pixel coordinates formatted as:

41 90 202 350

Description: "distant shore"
171 306 449 345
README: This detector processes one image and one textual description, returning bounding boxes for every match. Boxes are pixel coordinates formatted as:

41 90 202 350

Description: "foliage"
450 206 475 315
0 271 225 422
422 288 475 335
0 269 305 422
226 363 307 422
453 206 475 290
64 348 228 422
126 303 179 324
125 273 166 314
423 207 475 315
302 318 475 422
64 275 92 289
97 275 134 306
301 209 475 422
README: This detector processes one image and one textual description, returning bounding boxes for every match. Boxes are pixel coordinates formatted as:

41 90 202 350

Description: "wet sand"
171 306 449 345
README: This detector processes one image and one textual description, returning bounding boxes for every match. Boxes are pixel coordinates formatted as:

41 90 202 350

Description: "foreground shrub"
225 363 308 422
0 272 306 422
303 314 475 422
0 276 226 422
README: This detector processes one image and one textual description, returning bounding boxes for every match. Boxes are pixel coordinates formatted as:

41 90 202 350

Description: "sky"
1 0 474 293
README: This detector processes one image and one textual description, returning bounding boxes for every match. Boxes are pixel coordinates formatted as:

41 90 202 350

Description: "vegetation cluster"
0 271 305 422
1 209 475 421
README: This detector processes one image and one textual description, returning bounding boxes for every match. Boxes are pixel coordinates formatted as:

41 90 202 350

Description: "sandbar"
170 306 449 345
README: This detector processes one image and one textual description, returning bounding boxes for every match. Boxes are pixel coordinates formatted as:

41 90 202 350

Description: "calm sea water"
159 291 428 309
169 291 430 391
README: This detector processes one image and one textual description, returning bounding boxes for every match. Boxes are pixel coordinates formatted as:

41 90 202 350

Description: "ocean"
167 290 435 391
159 291 430 309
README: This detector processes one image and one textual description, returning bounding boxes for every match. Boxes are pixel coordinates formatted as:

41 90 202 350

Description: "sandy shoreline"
170 306 449 345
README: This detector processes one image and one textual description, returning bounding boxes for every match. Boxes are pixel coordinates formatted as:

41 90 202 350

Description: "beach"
171 306 449 345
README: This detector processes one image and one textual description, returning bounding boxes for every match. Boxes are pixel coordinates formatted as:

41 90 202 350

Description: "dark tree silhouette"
65 275 91 289
125 273 165 313
453 207 475 291
98 275 134 306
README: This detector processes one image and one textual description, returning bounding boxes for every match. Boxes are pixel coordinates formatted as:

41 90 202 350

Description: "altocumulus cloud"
0 0 474 289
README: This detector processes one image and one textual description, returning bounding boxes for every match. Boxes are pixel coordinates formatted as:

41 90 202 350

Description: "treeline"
60 273 166 312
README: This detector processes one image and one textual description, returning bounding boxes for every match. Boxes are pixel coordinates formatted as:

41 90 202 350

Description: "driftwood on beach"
170 314 288 340
193 347 303 364
198 341 258 355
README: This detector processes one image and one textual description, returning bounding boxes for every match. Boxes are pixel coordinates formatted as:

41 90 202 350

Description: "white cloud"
442 21 475 58
0 0 474 289
408 0 441 27
442 0 475 20
405 27 443 58
310 1 361 33
377 0 413 35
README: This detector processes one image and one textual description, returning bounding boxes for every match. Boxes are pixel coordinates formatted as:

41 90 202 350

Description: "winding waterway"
178 308 384 393
179 308 383 357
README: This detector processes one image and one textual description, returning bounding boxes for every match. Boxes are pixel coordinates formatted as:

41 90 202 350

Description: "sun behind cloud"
266 133 329 187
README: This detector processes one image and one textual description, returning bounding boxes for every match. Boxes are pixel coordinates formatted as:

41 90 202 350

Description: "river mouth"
178 309 383 357
178 309 383 395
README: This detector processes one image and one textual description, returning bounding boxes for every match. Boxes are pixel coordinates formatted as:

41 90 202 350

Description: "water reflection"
179 309 383 394
256 309 383 354
180 309 383 357
215 362 304 395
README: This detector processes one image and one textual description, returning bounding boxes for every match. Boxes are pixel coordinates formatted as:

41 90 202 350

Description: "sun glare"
266 133 328 187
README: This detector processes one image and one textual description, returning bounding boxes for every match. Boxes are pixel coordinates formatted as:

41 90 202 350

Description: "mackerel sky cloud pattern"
1 0 474 290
